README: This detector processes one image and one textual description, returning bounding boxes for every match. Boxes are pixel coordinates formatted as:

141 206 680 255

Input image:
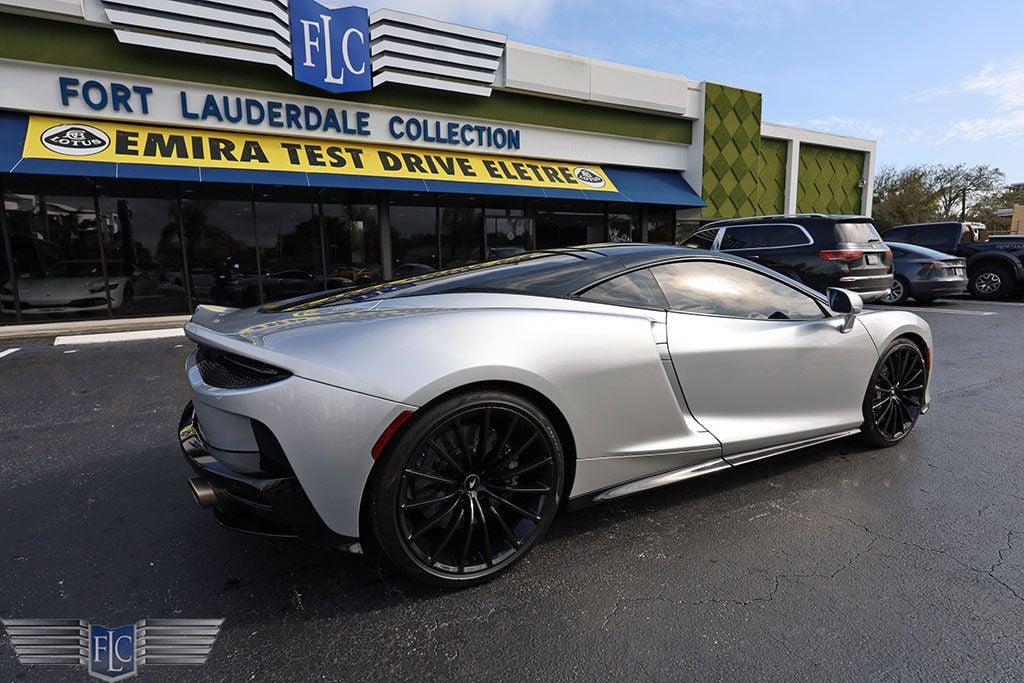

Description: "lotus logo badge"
40 123 110 156
573 167 606 188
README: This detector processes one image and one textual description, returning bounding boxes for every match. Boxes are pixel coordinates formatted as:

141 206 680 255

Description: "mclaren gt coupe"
179 244 932 587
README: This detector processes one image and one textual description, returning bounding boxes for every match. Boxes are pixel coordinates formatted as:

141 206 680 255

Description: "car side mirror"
827 287 863 333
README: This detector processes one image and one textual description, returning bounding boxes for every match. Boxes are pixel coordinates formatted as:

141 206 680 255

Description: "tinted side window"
579 269 665 309
884 226 912 242
766 225 809 247
651 261 825 321
720 226 774 250
916 227 950 248
680 229 717 250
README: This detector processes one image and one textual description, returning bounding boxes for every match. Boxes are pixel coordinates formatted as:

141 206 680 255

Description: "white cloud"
357 0 555 29
940 110 1024 143
787 115 929 144
906 58 1024 143
647 0 844 27
804 116 892 140
909 59 1024 111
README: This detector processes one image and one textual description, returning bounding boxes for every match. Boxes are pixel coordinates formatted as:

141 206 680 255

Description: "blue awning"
0 110 704 207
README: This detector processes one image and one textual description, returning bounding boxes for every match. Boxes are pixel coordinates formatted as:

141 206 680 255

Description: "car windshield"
268 251 621 312
835 222 883 244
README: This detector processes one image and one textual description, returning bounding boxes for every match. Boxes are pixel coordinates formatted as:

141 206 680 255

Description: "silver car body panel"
666 312 879 456
183 280 932 539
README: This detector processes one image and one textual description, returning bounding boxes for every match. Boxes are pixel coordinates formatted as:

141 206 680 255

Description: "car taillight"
818 250 864 261
883 248 892 264
926 262 944 270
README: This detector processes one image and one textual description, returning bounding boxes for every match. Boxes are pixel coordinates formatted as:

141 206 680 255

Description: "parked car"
180 243 932 587
880 242 967 305
0 260 137 315
681 214 894 302
882 222 1024 299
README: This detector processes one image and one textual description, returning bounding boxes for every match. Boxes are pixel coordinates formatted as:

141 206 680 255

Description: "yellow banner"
23 116 619 192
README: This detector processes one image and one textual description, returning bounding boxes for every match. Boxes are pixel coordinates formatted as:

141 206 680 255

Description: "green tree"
931 164 1005 221
872 165 938 229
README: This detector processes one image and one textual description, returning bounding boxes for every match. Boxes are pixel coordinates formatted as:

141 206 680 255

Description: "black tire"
860 339 928 448
881 276 911 305
369 389 565 588
968 263 1014 299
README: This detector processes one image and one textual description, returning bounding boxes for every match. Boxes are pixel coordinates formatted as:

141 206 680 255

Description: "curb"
0 315 190 341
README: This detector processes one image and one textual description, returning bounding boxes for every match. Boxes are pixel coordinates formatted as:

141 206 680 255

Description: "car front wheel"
369 390 564 587
860 339 928 447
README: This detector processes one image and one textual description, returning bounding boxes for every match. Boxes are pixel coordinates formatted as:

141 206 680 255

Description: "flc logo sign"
290 1 372 94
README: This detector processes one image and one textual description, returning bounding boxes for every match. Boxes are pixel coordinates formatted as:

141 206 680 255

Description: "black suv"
680 214 894 302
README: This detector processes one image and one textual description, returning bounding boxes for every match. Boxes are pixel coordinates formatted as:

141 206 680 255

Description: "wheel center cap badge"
464 474 481 491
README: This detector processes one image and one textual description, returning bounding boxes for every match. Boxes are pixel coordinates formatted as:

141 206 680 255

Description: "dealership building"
0 0 876 325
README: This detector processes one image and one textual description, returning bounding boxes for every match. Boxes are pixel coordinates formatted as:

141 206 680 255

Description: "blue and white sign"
88 624 136 682
290 1 372 94
2 618 224 681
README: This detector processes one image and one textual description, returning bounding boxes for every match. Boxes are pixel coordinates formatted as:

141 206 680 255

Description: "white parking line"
870 306 995 316
0 348 20 359
53 328 185 346
941 298 1024 307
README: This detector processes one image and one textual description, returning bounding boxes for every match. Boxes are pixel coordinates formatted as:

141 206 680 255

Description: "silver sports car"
179 244 932 587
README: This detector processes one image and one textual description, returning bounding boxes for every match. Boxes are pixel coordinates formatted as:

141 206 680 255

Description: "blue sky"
364 0 1024 182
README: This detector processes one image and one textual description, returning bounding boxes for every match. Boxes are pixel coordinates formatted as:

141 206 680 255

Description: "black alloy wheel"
370 390 564 587
860 339 927 446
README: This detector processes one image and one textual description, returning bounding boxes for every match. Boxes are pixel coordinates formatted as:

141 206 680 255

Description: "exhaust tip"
189 478 218 509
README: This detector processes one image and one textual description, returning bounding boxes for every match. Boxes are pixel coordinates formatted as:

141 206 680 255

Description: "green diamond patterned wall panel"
702 83 763 219
757 137 788 215
797 144 865 214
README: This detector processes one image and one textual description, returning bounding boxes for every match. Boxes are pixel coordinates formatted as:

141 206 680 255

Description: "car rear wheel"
968 264 1014 299
370 390 564 587
880 276 910 305
860 339 927 447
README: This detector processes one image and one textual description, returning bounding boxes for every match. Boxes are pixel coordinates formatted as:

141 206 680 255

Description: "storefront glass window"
608 204 641 243
96 190 189 318
321 193 381 288
534 200 605 249
181 186 257 307
484 198 532 260
1 176 117 323
647 208 677 244
252 194 320 306
439 195 483 268
390 194 438 277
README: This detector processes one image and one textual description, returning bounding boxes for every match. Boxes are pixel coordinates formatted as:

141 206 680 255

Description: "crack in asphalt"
813 510 1023 605
601 537 879 631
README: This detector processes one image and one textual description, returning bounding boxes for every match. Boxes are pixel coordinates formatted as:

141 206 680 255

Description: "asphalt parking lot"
1 296 1023 681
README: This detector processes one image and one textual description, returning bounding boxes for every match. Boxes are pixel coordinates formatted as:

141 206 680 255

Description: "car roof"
265 243 776 311
702 214 871 229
